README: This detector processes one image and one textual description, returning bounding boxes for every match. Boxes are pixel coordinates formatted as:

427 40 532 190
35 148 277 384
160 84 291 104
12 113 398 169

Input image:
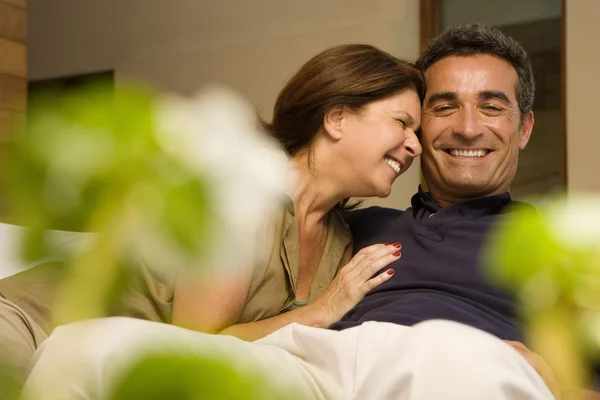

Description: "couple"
21 25 561 399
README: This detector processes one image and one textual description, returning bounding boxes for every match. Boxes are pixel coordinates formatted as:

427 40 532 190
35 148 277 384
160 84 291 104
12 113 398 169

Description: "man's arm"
505 341 600 399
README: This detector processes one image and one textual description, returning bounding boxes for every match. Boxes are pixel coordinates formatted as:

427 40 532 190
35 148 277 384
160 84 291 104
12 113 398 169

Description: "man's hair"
416 24 534 120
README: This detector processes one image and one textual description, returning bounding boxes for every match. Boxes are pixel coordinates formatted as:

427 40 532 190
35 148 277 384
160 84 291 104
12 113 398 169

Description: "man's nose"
454 108 484 140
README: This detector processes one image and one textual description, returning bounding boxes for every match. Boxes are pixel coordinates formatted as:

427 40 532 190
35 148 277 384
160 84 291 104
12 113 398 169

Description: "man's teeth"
449 149 488 158
385 157 401 173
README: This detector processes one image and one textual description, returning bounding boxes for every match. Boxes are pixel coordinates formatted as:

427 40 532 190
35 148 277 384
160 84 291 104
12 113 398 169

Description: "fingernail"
393 242 401 248
384 243 391 246
393 250 401 257
386 269 394 275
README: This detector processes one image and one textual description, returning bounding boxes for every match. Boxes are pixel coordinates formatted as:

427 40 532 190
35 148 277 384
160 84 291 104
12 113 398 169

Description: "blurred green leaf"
1 82 217 322
109 353 301 400
1 82 288 398
485 195 600 391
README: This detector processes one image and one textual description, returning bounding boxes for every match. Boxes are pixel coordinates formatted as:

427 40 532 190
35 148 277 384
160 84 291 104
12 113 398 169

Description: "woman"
22 45 424 399
172 44 424 341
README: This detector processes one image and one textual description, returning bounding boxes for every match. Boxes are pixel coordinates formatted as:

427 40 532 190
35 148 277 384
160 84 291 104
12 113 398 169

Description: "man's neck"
427 188 510 208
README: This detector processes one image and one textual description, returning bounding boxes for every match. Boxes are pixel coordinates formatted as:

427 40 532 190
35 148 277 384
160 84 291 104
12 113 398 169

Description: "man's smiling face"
420 54 534 205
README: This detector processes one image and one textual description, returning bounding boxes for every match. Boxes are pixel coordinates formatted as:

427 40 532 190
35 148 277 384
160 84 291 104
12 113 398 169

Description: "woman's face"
339 89 422 198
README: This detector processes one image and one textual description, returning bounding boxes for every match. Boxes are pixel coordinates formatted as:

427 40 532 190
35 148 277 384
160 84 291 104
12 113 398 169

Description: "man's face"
420 54 534 204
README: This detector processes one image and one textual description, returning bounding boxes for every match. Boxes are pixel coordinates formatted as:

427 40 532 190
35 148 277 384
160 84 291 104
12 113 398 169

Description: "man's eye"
433 105 454 113
482 105 503 113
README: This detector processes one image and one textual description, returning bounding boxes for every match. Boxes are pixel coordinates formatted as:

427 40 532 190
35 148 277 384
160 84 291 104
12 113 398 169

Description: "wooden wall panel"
420 0 441 52
0 0 25 219
0 37 26 78
0 1 26 43
0 0 26 9
0 0 26 143
0 73 25 110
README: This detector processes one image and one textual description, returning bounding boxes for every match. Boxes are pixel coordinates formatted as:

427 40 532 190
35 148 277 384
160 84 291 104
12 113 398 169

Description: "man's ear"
518 111 534 150
323 105 345 140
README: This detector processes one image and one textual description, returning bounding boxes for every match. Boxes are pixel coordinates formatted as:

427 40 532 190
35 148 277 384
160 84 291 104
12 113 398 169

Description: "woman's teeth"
385 157 401 173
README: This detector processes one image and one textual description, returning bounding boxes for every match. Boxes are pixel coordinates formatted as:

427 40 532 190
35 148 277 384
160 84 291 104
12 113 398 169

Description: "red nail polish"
393 242 401 248
393 250 401 257
386 269 394 275
384 243 390 246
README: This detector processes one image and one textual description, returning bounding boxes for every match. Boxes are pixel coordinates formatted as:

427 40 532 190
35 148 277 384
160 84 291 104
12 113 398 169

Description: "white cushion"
0 223 94 279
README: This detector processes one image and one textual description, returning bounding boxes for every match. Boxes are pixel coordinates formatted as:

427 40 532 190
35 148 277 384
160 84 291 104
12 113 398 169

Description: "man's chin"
441 180 498 199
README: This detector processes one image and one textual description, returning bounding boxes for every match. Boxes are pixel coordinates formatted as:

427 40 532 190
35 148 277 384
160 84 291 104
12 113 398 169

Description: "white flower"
152 86 290 271
545 194 600 250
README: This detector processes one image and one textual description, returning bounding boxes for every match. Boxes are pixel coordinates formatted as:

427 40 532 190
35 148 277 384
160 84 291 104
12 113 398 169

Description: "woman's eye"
396 119 407 128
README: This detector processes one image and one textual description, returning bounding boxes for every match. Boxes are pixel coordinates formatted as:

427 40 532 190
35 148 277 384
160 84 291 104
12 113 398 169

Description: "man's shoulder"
342 206 405 231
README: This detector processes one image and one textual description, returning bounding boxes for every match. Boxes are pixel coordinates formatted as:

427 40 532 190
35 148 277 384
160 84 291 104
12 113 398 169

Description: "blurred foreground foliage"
3 83 213 325
0 83 291 399
109 353 301 400
486 196 600 394
6 83 213 261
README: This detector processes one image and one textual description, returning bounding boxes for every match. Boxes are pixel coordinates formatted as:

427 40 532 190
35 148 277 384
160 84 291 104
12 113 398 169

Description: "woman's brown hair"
261 44 425 157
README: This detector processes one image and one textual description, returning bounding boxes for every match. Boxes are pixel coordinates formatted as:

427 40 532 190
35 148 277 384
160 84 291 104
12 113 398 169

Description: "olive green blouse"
0 203 352 332
238 203 352 324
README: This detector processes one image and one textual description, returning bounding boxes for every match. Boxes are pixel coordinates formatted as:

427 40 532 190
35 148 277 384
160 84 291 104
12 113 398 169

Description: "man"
331 22 562 396
333 22 535 348
334 25 598 399
22 25 572 399
331 22 558 394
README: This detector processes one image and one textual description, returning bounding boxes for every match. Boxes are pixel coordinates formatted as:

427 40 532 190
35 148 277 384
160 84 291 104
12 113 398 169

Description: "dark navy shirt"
330 187 526 341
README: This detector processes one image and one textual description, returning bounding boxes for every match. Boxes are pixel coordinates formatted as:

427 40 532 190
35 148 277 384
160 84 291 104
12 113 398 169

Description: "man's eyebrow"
479 90 511 104
425 92 458 106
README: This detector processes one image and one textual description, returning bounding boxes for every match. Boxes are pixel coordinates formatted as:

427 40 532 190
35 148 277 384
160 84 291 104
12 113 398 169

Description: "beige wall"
28 0 115 80
29 0 421 210
29 0 600 199
566 0 600 193
442 0 561 27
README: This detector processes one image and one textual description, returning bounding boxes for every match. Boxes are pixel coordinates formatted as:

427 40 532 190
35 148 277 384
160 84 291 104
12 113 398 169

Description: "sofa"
0 222 175 385
0 222 94 280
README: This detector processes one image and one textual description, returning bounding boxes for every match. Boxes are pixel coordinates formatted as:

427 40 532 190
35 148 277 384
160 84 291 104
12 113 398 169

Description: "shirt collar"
411 185 513 217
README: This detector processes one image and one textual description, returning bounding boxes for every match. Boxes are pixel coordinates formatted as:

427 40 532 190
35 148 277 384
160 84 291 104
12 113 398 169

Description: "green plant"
486 196 600 393
1 83 291 399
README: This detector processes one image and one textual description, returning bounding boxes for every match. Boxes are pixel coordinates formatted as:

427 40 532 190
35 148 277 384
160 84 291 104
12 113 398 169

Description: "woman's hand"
312 243 401 327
